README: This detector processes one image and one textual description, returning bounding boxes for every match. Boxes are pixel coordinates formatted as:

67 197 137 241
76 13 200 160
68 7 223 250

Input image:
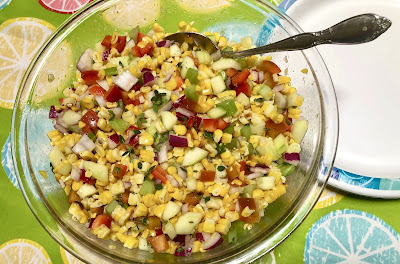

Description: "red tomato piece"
128 134 139 147
263 71 275 88
121 190 130 204
88 85 106 96
226 68 238 77
131 81 143 92
120 90 134 105
130 92 144 106
131 46 141 57
81 125 92 134
217 119 229 130
81 70 99 85
105 85 123 102
101 35 112 48
113 164 128 179
80 169 96 185
59 98 64 104
137 32 145 43
239 161 247 172
200 171 216 182
232 68 250 86
90 214 112 230
111 36 127 53
203 119 219 132
180 98 201 112
151 165 168 184
265 111 291 138
148 234 169 253
140 43 153 56
81 109 99 129
235 81 251 96
259 60 281 74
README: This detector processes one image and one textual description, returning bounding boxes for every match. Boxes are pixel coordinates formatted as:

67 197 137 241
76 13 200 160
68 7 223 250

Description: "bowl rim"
11 0 339 263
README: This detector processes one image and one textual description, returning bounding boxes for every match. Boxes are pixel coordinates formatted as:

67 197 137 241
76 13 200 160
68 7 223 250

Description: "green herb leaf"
151 90 167 112
158 133 169 144
217 165 226 172
119 135 125 144
189 221 194 224
180 167 187 173
141 216 148 226
204 196 211 203
155 184 163 190
255 97 265 103
137 113 147 128
119 61 124 67
114 167 121 175
133 129 141 135
177 247 184 252
204 131 214 141
285 118 292 126
108 110 116 121
87 132 96 142
177 62 182 68
118 99 124 109
138 162 143 169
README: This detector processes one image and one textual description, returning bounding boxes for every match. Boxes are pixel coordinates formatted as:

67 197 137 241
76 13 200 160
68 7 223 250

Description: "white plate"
279 0 400 197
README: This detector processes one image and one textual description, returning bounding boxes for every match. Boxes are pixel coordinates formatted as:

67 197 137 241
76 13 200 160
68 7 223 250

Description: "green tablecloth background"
1 0 399 263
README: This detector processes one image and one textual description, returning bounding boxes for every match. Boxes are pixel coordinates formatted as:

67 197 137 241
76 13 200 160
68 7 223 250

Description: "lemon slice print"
305 210 400 263
177 0 232 13
60 247 84 264
0 17 55 109
314 189 344 209
0 239 51 264
102 0 160 30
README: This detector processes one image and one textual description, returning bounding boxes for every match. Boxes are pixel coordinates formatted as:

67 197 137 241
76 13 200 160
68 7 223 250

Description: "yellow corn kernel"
193 204 204 214
167 166 177 175
224 211 239 222
216 219 231 235
143 194 156 208
196 181 205 193
139 149 155 163
201 159 215 171
170 189 184 201
186 167 194 178
288 107 302 119
241 206 255 218
81 96 94 109
252 189 265 199
153 204 166 218
80 151 96 161
217 90 236 99
220 150 232 160
213 129 223 143
98 191 113 205
47 130 61 141
165 77 177 90
278 75 291 84
139 132 154 146
176 156 184 164
178 21 187 30
259 154 273 166
203 219 216 233
72 180 83 191
132 203 148 218
170 94 179 102
192 241 202 253
173 125 187 136
221 133 232 144
124 236 139 249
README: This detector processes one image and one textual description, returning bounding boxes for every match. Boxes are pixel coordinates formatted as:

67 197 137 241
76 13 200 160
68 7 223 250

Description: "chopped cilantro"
122 146 134 156
119 135 125 144
145 165 156 179
216 143 226 157
108 110 116 121
151 90 167 112
204 131 214 141
119 61 124 67
285 118 292 126
138 162 143 169
189 221 194 224
255 98 265 103
155 184 163 190
180 167 187 173
133 129 141 135
177 62 182 68
158 133 169 144
118 99 124 109
177 247 184 252
141 217 148 226
217 165 226 172
264 127 270 131
204 196 211 203
137 113 147 128
114 167 121 175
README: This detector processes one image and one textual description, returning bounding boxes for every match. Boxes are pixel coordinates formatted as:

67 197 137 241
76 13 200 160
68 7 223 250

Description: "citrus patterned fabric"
1 0 400 263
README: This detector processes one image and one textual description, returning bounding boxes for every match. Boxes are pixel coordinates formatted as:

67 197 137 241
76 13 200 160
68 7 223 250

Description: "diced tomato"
226 68 238 77
68 190 81 204
155 229 163 236
263 71 275 88
81 70 99 85
147 216 162 229
90 206 104 215
140 43 153 56
88 85 106 96
203 119 219 132
259 60 281 74
148 234 169 253
90 214 112 230
235 81 251 96
121 90 134 105
101 35 112 48
81 109 99 129
175 75 184 89
184 192 201 205
239 161 247 172
232 68 250 86
113 164 128 179
227 163 240 181
104 85 123 102
81 125 92 134
131 81 143 92
180 98 201 112
59 98 64 104
200 170 216 182
130 92 144 106
265 111 291 138
128 134 139 147
131 46 141 57
137 32 145 43
80 169 96 185
111 36 127 53
238 197 260 223
217 119 229 130
121 189 130 204
151 165 168 184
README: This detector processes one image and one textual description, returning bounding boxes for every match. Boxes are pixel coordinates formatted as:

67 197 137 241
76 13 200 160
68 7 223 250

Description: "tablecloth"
1 0 400 263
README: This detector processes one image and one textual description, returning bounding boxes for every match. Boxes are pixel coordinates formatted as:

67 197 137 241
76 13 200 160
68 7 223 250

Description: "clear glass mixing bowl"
12 0 338 263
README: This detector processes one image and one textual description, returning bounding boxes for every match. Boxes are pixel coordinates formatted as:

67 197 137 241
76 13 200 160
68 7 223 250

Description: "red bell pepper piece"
151 165 168 184
81 109 99 129
203 119 219 132
217 119 229 130
101 35 112 48
231 68 250 86
81 70 99 85
259 60 281 74
90 214 112 230
88 85 106 96
111 36 127 53
104 85 123 102
235 81 251 96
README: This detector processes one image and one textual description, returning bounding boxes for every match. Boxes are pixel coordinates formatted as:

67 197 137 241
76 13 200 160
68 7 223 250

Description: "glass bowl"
11 0 338 263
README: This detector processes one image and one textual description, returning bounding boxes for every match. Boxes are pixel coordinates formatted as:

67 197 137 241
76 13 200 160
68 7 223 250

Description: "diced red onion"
258 71 264 83
176 107 195 119
95 95 107 107
166 174 179 188
202 232 211 242
72 134 96 154
58 179 66 188
157 40 171 48
175 247 192 257
70 166 81 181
194 115 202 129
143 71 155 87
169 134 188 148
202 232 223 250
195 232 204 242
284 152 300 166
127 39 135 49
247 172 264 180
96 79 110 91
157 143 170 164
274 91 287 109
49 105 58 119
273 84 284 92
112 71 138 91
77 49 94 72
102 50 109 61
108 134 119 149
173 235 186 245
181 203 189 214
177 166 187 181
54 122 68 134
141 68 151 73
124 182 132 189
159 101 173 112
249 166 270 174
172 96 185 108
111 107 123 119
154 178 162 185
251 70 259 83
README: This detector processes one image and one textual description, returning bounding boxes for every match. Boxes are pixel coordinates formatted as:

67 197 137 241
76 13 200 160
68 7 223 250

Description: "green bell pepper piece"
184 84 198 102
185 68 199 85
241 124 251 140
139 180 156 196
105 67 118 76
109 119 130 133
216 99 237 117
278 163 296 176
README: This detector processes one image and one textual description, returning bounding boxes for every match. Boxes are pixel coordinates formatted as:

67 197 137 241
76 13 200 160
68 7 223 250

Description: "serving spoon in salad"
164 13 391 59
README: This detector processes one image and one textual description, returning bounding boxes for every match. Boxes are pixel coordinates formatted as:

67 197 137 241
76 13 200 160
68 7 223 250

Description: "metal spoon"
164 13 391 59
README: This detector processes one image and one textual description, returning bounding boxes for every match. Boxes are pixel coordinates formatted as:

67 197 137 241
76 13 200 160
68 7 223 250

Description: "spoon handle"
225 14 391 58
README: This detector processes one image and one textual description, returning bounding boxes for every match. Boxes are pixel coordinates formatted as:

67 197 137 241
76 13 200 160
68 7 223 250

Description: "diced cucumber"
128 26 140 42
216 99 237 117
169 44 182 57
210 75 226 95
144 108 158 121
160 111 178 131
223 125 234 134
291 119 308 143
175 212 203 235
218 70 226 81
242 184 255 198
139 180 156 196
164 221 177 240
287 142 301 153
105 67 118 76
139 237 151 251
109 119 130 133
286 92 303 108
83 161 108 185
48 146 65 168
211 58 242 71
108 56 130 68
185 68 199 85
241 125 251 140
184 84 198 101
105 200 119 215
207 107 226 119
181 56 197 78
182 147 208 167
258 84 273 100
62 110 81 127
278 163 296 176
247 143 254 155
256 176 276 190
273 133 288 156
250 122 266 136
236 93 250 107
77 184 98 198
147 124 157 136
162 201 181 220
58 163 72 176
186 177 197 191
257 138 279 160
196 51 211 65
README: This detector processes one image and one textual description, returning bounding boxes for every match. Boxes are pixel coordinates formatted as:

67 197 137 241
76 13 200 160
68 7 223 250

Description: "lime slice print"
305 210 400 263
314 189 344 209
251 251 276 264
1 134 19 190
38 0 92 14
0 17 54 109
177 0 232 13
60 247 84 264
102 0 160 30
0 239 51 264
0 0 11 10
